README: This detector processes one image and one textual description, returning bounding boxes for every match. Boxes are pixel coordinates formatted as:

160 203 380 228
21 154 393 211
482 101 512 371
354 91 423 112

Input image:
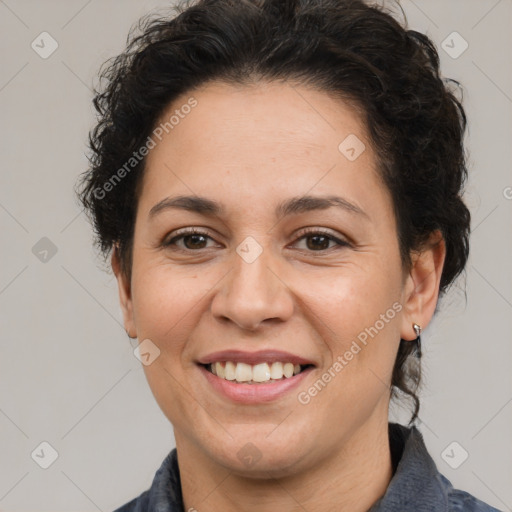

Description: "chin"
209 435 312 479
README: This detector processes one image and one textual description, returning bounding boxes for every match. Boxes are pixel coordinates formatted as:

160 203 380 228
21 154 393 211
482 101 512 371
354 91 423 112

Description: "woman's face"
114 80 431 476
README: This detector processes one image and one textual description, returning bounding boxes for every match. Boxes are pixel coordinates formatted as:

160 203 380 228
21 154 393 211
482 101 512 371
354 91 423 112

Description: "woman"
76 0 501 510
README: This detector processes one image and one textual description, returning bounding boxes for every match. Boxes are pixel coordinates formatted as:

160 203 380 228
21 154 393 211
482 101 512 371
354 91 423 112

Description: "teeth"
224 361 236 381
270 362 284 379
215 361 225 379
235 362 252 382
252 363 271 382
208 361 308 384
283 363 294 378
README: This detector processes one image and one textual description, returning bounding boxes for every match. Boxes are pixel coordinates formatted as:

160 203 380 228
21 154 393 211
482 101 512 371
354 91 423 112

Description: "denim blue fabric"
113 423 502 512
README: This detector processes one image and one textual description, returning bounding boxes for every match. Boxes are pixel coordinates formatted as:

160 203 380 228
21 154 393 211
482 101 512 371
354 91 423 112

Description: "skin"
112 80 446 512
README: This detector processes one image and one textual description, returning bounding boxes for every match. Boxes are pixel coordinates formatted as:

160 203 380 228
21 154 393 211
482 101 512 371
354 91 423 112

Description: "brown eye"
163 229 216 251
305 234 331 251
180 233 209 250
293 229 350 252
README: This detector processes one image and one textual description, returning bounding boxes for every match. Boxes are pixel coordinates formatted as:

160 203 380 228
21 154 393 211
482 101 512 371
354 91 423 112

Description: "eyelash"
162 228 350 253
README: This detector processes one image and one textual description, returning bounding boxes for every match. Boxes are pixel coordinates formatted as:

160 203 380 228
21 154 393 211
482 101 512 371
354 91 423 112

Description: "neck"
176 417 393 512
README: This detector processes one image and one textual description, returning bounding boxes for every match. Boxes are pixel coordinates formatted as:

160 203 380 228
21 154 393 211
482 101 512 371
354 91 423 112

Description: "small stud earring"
412 323 422 358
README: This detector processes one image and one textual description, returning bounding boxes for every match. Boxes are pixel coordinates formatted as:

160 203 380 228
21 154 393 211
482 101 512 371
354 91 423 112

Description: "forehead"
151 80 367 155
138 80 384 218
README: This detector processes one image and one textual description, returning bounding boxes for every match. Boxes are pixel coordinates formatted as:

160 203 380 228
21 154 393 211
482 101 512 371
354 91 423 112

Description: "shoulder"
111 448 183 512
439 474 503 512
112 490 149 512
381 424 502 512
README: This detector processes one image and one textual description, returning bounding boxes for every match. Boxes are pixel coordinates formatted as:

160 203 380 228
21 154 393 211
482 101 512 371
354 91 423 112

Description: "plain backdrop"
0 0 511 510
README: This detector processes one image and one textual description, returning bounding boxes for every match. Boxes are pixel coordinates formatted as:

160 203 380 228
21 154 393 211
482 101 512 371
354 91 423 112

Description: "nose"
210 243 294 331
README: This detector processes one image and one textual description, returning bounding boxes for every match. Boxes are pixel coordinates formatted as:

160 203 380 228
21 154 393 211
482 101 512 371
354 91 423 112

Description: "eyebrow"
148 194 369 221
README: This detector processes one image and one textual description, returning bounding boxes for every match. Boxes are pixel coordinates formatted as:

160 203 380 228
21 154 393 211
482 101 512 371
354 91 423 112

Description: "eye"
163 228 218 251
162 227 350 253
291 228 350 252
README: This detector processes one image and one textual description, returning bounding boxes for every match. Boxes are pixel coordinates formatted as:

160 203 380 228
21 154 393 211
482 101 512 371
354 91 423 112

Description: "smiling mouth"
200 361 315 385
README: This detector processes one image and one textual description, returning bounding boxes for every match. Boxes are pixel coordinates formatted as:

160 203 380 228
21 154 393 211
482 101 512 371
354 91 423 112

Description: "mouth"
199 361 315 385
197 360 316 404
196 349 317 403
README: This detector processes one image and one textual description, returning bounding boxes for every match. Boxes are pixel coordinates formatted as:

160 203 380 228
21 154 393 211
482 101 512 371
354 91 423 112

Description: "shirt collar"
368 422 448 511
146 422 448 511
145 448 183 512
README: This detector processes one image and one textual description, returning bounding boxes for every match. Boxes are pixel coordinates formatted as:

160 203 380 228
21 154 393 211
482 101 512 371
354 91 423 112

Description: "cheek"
131 266 207 357
308 259 402 338
307 258 404 402
131 266 210 425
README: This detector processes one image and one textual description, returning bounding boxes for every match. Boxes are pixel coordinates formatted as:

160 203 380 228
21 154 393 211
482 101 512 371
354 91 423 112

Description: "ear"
112 245 137 339
400 230 446 341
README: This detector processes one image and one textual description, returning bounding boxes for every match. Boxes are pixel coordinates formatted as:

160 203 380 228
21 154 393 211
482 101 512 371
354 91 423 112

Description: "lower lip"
198 364 315 404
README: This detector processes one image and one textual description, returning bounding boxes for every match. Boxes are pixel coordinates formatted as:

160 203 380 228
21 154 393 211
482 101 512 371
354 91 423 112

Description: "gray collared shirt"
113 423 501 512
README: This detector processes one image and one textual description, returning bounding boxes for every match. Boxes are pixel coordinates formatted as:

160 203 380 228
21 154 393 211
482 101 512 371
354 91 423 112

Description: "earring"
412 323 422 358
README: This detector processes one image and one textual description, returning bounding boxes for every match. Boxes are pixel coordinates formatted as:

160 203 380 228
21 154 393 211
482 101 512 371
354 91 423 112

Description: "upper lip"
197 349 316 366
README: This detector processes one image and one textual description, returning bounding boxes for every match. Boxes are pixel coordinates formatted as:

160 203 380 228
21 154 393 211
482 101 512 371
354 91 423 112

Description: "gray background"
0 0 511 510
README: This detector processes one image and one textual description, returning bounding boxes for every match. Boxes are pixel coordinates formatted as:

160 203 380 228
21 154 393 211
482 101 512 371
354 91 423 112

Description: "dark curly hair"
75 0 470 424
